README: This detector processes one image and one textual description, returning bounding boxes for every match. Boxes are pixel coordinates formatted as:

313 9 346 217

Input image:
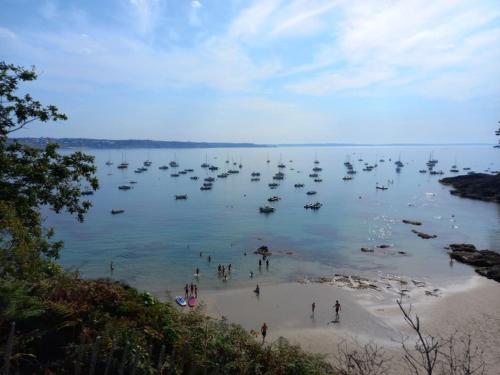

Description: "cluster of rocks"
447 243 500 282
298 273 441 297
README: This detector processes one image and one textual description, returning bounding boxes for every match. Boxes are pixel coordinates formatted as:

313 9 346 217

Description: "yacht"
304 202 322 209
158 165 169 170
267 196 280 202
294 183 305 188
118 185 131 190
201 154 210 168
306 191 317 195
200 186 212 191
342 176 353 181
175 194 188 200
111 209 124 215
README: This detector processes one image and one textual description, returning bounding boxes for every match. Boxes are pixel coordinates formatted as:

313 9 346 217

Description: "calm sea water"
46 146 500 295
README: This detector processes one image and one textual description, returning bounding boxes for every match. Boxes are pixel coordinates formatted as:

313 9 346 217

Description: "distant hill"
10 138 494 149
10 138 272 149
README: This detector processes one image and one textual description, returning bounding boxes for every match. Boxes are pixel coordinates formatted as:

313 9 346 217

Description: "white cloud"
283 0 500 98
128 0 164 34
0 26 16 40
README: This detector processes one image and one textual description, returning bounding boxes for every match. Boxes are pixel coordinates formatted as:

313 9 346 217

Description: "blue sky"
1 0 499 143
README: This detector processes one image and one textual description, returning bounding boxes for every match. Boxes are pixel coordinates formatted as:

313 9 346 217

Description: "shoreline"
198 275 500 373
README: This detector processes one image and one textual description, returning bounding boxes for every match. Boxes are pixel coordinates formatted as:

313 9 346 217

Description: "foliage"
0 62 98 279
0 276 334 374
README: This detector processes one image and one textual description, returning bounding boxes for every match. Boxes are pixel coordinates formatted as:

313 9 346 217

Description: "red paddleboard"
188 296 197 307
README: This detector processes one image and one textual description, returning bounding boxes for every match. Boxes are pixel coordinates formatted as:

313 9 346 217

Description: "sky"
1 0 499 144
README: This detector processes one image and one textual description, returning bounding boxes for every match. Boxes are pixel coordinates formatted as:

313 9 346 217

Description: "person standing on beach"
334 300 341 321
208 255 211 262
110 261 114 273
184 284 189 297
265 259 269 269
312 302 316 314
261 323 268 344
194 284 198 298
190 283 194 295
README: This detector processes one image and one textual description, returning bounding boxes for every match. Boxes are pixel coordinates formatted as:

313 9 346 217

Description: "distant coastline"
10 137 494 149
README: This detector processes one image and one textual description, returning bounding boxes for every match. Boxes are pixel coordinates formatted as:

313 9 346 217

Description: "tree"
0 62 98 279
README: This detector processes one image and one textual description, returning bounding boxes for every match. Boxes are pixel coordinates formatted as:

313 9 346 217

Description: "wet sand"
200 275 500 374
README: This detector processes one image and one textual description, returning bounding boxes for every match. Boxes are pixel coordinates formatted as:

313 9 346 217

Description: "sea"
45 145 500 296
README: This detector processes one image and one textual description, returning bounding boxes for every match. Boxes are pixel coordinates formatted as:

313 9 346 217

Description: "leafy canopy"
0 62 98 279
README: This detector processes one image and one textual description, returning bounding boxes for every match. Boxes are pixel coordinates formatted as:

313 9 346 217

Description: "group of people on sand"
257 300 342 345
184 282 198 298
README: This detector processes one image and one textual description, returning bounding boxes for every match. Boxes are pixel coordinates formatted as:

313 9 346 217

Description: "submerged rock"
412 229 437 239
402 219 422 226
448 243 500 283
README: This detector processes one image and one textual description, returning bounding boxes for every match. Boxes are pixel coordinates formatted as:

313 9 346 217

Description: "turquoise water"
47 146 500 294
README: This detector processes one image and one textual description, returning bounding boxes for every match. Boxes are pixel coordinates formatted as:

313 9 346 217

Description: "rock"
377 244 391 248
402 219 422 226
412 229 437 239
448 243 476 252
254 245 272 256
439 173 500 203
361 247 375 252
448 244 500 283
398 251 407 255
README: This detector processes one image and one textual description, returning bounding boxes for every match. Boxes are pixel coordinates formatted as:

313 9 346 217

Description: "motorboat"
267 196 280 202
175 194 187 200
306 191 317 195
259 206 275 213
304 202 322 210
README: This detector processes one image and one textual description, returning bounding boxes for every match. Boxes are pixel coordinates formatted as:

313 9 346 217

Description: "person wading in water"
261 322 268 344
334 300 341 322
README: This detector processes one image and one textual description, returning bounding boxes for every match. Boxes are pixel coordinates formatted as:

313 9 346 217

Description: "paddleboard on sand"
175 296 187 307
188 296 197 307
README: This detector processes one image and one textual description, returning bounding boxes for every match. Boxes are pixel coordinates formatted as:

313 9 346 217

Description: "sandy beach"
200 275 500 374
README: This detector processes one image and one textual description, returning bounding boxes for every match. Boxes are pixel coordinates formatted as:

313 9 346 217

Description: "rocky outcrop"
254 245 272 256
440 173 500 203
447 243 500 282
